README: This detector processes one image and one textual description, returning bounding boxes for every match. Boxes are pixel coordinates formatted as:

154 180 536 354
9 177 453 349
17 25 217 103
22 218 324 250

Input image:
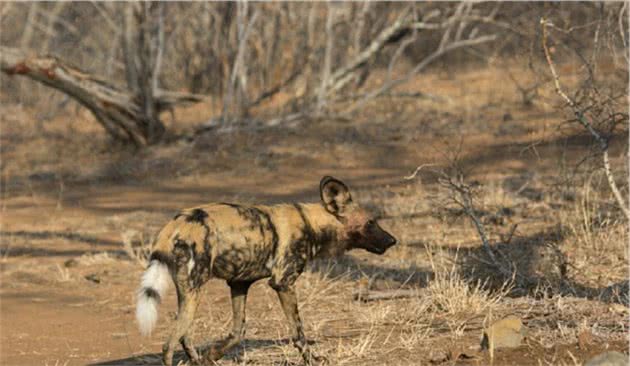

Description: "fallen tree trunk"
1 46 203 146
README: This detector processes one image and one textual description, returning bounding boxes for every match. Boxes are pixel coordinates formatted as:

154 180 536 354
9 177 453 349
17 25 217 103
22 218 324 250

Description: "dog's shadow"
90 338 312 366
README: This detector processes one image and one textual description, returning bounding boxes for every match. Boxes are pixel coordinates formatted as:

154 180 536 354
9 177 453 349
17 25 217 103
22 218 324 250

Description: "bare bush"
1 2 510 144
541 10 629 221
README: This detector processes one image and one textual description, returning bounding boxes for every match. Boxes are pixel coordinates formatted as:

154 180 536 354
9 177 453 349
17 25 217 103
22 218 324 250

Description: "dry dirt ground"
1 63 628 365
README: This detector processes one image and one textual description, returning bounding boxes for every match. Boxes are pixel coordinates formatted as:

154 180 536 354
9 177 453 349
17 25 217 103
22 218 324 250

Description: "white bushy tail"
136 259 171 336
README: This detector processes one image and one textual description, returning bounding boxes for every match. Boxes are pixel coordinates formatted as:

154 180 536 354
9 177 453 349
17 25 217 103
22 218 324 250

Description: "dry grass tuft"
77 252 116 266
556 172 629 301
427 266 510 318
54 263 72 283
44 361 69 366
561 173 627 253
121 229 152 268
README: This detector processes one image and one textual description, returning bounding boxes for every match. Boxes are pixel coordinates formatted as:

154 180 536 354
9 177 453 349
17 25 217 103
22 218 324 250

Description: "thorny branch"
436 170 529 287
541 18 630 222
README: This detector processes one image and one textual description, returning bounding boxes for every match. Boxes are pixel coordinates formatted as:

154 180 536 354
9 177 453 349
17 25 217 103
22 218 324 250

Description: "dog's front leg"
275 286 326 365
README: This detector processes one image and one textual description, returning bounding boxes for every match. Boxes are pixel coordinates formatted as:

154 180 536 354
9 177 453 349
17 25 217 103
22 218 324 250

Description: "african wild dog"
136 176 397 365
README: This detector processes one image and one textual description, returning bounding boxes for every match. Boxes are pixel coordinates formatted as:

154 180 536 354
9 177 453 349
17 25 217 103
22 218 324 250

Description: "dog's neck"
293 203 347 259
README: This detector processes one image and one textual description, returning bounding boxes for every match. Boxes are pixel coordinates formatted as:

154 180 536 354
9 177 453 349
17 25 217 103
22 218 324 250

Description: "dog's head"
320 176 397 255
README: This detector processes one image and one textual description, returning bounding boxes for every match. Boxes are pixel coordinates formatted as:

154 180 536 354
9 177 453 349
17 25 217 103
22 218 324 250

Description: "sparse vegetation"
121 229 152 268
1 1 628 366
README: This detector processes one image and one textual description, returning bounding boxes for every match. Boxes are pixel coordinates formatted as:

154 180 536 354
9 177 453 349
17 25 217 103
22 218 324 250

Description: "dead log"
353 288 421 302
1 46 202 146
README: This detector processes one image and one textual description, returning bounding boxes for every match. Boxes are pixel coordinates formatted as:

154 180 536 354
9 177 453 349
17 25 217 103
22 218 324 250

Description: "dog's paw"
303 352 328 366
203 346 225 363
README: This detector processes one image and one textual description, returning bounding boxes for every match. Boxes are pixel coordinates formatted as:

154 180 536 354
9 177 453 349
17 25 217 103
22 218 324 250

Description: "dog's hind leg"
162 282 200 366
204 280 253 362
178 288 202 364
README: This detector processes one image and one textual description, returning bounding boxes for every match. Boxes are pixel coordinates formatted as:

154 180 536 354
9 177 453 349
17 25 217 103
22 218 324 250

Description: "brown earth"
1 64 628 365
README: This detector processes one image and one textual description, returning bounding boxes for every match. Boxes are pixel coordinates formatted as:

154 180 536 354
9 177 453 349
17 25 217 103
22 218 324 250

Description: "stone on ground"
584 351 629 366
480 315 527 350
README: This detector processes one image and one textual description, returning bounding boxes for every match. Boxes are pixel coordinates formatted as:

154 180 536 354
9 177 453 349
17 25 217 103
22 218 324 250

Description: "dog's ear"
320 176 352 216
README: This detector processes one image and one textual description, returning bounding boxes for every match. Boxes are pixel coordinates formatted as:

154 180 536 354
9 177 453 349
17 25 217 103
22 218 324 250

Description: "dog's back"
152 203 283 282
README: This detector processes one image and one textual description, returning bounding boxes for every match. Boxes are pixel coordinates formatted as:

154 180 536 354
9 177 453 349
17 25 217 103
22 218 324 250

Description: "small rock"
85 273 101 284
609 304 629 314
111 332 127 339
481 315 527 350
601 281 629 306
447 347 476 362
428 350 448 364
64 258 79 268
584 351 629 366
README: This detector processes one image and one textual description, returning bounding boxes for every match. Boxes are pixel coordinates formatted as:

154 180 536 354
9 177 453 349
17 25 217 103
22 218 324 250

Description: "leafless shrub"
540 5 629 221
0 2 514 145
406 141 570 294
425 154 524 288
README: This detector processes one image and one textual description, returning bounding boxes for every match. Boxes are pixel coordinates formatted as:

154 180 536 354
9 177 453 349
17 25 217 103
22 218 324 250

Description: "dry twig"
353 289 421 303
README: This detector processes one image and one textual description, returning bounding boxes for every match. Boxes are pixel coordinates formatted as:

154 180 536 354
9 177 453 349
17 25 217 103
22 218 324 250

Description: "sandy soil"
1 64 628 366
